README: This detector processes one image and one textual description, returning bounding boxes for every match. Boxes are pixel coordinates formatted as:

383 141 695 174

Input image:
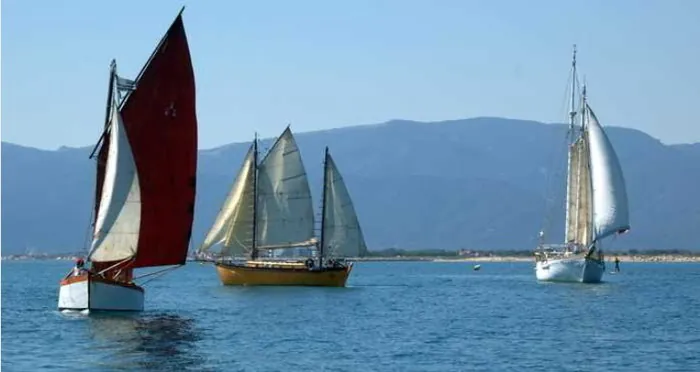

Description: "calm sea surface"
2 260 699 371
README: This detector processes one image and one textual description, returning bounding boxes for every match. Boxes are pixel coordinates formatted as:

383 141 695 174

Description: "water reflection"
86 312 213 371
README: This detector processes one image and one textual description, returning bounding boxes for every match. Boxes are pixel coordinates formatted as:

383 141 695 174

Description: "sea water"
2 260 699 371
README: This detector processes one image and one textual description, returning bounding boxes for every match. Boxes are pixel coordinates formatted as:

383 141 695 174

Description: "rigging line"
539 66 576 237
82 190 97 255
83 149 105 255
228 233 253 256
541 133 572 238
95 256 134 276
137 265 183 285
542 68 573 198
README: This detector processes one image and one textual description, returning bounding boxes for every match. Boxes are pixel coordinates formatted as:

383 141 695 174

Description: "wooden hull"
58 273 144 312
215 261 353 287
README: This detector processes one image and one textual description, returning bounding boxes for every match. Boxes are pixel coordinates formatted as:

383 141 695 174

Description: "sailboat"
58 9 198 311
197 130 366 286
534 46 630 283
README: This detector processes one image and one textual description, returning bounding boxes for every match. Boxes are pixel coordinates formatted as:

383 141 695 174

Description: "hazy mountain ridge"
2 117 699 254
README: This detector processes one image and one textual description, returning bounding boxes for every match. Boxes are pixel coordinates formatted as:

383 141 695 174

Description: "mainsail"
564 135 592 246
320 149 367 258
93 11 197 268
199 146 256 256
255 128 316 249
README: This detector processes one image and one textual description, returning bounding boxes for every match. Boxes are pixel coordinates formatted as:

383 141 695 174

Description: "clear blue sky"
2 0 699 150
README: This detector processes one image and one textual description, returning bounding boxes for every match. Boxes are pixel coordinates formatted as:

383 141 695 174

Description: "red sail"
94 13 197 269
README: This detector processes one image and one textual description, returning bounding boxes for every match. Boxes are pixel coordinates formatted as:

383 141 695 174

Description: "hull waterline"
58 273 144 312
215 261 352 287
535 257 605 283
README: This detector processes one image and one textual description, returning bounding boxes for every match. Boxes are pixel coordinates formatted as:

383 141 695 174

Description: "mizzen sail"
321 150 367 258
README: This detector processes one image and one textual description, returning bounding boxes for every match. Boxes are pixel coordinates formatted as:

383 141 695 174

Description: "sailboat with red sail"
58 8 198 312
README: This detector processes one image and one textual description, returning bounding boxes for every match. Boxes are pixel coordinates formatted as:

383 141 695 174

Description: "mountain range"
2 117 699 255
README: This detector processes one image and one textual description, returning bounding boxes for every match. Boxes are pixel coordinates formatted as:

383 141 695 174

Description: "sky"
2 0 699 150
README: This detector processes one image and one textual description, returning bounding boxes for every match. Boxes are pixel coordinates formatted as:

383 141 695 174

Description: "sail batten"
321 153 367 258
585 104 630 241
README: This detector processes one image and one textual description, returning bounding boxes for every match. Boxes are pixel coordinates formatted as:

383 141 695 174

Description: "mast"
569 45 578 135
251 133 259 260
582 83 596 256
564 44 578 244
89 61 117 160
86 62 117 259
319 147 330 266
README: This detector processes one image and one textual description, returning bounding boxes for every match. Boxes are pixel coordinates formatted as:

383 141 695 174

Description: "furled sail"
93 12 198 268
321 151 367 258
89 103 141 262
199 146 256 256
564 136 592 246
585 104 630 241
255 128 316 249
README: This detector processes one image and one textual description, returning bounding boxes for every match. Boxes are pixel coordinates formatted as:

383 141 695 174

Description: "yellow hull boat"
215 260 353 287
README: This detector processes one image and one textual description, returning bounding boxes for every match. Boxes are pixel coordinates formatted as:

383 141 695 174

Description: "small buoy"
473 264 481 271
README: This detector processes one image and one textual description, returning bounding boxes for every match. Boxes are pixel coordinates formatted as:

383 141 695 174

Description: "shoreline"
3 255 699 263
353 255 700 263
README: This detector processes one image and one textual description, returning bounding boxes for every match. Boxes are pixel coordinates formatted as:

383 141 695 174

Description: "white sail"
255 128 316 249
565 136 592 246
321 153 367 258
586 104 630 241
199 146 256 256
89 104 141 263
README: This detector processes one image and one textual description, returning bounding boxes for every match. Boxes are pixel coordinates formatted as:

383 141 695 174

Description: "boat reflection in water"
86 313 209 371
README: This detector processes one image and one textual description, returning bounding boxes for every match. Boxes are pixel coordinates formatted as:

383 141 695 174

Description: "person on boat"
72 258 87 276
614 256 621 272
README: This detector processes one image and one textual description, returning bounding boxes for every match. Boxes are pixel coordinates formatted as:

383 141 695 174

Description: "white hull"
58 274 144 311
535 257 605 283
